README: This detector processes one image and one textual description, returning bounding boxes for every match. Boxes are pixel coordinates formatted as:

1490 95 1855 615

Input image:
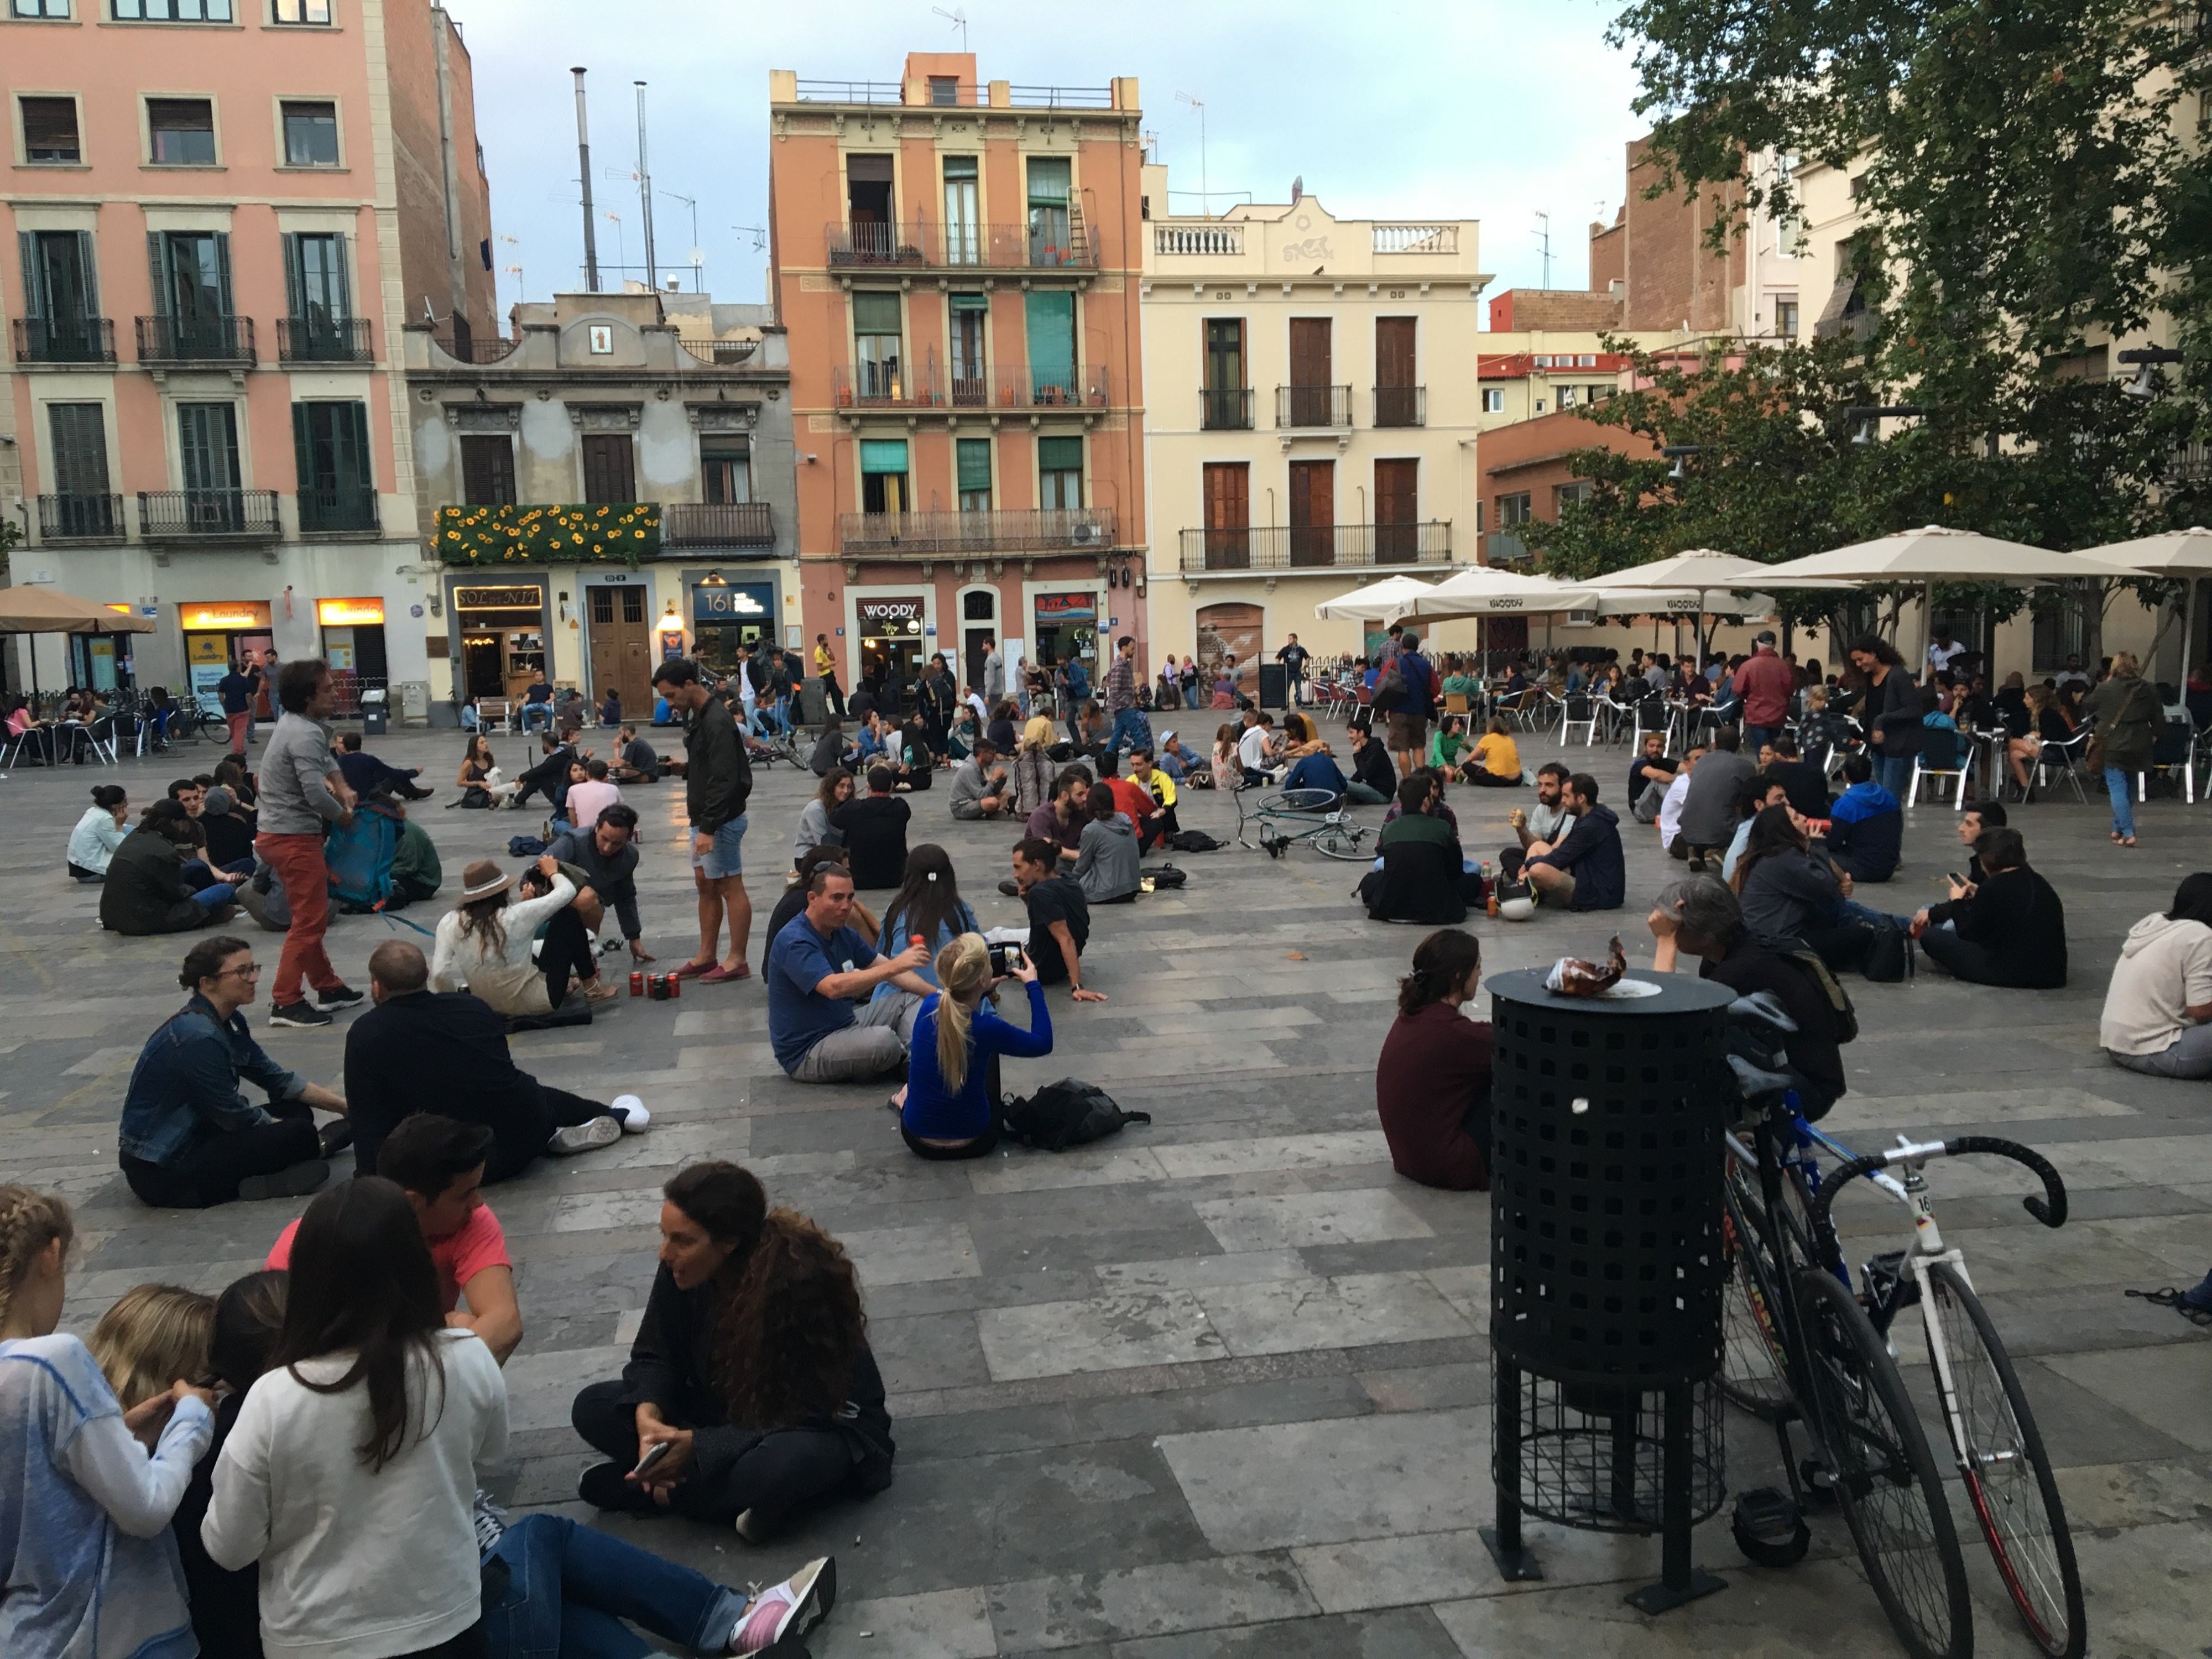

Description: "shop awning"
0 587 156 634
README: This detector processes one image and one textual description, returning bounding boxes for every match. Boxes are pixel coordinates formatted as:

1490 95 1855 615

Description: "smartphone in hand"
631 1439 673 1479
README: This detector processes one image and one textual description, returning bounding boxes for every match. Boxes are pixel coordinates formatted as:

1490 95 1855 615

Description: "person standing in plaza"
1383 630 1436 780
1730 630 1796 757
982 635 1005 705
255 658 365 1029
813 633 847 719
217 651 264 757
1102 634 1147 758
2082 650 2162 848
1849 635 1921 800
1276 633 1312 709
655 658 755 985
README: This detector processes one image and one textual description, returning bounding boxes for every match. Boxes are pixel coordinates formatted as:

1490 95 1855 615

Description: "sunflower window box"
434 503 662 565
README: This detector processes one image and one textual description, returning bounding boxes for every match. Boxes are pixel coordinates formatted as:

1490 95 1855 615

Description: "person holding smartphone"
896 935 1052 1160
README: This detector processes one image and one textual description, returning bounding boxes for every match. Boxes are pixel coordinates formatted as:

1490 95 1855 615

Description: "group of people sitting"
1359 761 1627 926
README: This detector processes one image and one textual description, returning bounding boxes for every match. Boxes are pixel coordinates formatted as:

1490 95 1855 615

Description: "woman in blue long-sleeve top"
899 934 1051 1160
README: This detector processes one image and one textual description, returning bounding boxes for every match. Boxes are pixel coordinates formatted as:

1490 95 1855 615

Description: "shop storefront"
1032 589 1099 675
179 601 274 717
451 582 550 702
855 594 930 689
317 597 387 714
690 574 778 676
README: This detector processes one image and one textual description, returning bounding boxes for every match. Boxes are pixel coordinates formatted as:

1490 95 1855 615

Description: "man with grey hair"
1731 630 1797 757
1646 875 1848 1119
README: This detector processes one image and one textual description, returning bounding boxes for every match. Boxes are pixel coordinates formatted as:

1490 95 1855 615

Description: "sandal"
669 958 717 979
2125 1286 2212 1328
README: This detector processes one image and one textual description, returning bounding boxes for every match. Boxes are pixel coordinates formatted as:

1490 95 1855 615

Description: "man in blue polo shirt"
767 864 932 1083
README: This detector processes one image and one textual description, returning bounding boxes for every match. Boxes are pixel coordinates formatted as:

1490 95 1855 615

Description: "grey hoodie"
1074 811 1140 902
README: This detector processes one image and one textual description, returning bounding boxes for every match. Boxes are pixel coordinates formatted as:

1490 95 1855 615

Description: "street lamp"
1661 444 1700 481
2118 346 2184 401
1839 405 1926 445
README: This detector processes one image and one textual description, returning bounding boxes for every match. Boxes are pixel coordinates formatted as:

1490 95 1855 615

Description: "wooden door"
1375 316 1417 425
1374 458 1418 561
1288 459 1334 567
1201 461 1249 570
587 585 654 716
581 434 635 503
1288 317 1332 425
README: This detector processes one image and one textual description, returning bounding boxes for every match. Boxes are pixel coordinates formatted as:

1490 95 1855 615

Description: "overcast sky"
452 0 1647 320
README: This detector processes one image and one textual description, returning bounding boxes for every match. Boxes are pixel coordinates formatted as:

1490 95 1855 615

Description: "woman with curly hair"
570 1164 894 1542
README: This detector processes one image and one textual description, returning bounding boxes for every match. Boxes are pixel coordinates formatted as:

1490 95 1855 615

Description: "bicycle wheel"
1794 1266 1973 1659
1311 822 1373 862
1720 1168 1793 1418
1926 1262 2085 1658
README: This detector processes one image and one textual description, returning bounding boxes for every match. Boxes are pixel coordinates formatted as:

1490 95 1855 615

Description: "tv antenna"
1533 211 1553 290
1176 91 1207 217
732 225 768 252
931 6 967 50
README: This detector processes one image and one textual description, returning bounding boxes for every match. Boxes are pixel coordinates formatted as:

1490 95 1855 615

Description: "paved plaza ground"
7 720 2211 1657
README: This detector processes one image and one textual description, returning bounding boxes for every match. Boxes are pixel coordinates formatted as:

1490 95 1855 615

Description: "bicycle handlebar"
1807 1134 2068 1241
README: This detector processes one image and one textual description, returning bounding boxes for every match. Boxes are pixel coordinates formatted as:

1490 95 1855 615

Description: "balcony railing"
1177 520 1453 573
838 506 1117 558
794 80 1113 108
1373 385 1427 428
434 334 520 364
824 217 1094 270
138 489 282 539
832 362 1109 411
1155 223 1245 256
1485 530 1531 563
1201 387 1255 431
38 493 123 540
136 315 254 364
298 484 379 534
677 337 759 365
1276 384 1353 429
663 501 775 547
13 317 116 364
1373 223 1459 254
277 316 373 364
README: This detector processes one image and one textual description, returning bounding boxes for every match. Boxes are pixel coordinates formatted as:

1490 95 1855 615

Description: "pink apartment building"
1 0 492 713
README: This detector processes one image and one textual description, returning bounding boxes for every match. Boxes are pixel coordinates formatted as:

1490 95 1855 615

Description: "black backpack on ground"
1860 922 1915 984
1782 947 1860 1044
1165 828 1222 852
1147 864 1188 889
999 1078 1151 1152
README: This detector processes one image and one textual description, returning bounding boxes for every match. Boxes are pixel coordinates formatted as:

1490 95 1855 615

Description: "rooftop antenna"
1533 210 1553 290
659 190 702 291
731 225 768 252
634 81 657 290
571 67 599 291
1176 91 1206 217
931 6 967 51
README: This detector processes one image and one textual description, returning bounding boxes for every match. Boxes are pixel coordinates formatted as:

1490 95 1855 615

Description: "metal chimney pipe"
572 67 600 291
634 81 658 291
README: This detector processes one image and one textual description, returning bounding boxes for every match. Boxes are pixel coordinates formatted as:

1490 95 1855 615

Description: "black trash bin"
361 690 388 736
1480 965 1735 1613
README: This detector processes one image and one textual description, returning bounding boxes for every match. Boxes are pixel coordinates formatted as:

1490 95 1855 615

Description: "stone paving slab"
6 723 2212 1654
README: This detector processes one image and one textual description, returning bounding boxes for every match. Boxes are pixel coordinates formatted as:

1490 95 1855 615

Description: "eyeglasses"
221 962 262 979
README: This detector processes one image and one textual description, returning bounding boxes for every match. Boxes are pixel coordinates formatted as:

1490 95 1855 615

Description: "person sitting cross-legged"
1364 774 1486 925
101 800 247 935
117 936 349 1209
1282 743 1349 800
766 864 933 1083
1626 731 1678 823
348 939 645 1180
2100 873 2212 1078
898 934 1052 1160
1826 752 1902 883
1457 716 1524 787
949 739 1013 820
432 855 619 1025
1519 772 1626 912
608 724 660 784
1073 784 1141 905
1128 747 1182 841
1730 803 1874 972
1011 836 1107 1001
571 1162 895 1541
832 765 912 890
1916 826 2067 989
1344 723 1396 805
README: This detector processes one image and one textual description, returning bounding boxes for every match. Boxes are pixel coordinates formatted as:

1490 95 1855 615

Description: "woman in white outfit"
431 855 615 1019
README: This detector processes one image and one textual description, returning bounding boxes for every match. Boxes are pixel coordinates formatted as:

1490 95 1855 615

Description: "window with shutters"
1024 289 1074 404
950 294 988 403
1374 458 1418 559
581 433 635 504
178 402 242 513
20 97 81 164
1286 317 1336 426
1026 156 1071 266
957 437 992 513
281 100 339 168
701 436 750 504
1201 462 1250 569
1037 436 1082 511
146 98 216 165
45 404 113 535
859 438 907 514
293 400 373 530
152 229 232 347
1202 319 1246 430
942 156 980 265
851 290 901 400
283 232 348 328
1374 317 1420 426
18 230 101 362
460 435 515 506
115 0 232 16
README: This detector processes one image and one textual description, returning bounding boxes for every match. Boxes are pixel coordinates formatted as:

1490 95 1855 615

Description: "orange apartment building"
767 54 1146 698
1 0 493 712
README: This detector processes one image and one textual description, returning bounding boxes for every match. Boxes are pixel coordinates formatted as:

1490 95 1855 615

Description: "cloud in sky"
451 0 1647 320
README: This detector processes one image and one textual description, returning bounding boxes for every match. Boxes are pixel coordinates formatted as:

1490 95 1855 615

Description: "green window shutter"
340 401 370 489
1037 436 1082 473
292 402 314 490
942 154 978 180
334 233 351 316
949 291 989 312
281 233 303 318
74 230 98 317
18 234 41 319
957 437 992 492
850 290 901 333
1024 290 1074 388
214 232 233 312
859 439 909 474
1026 156 1070 206
147 232 168 315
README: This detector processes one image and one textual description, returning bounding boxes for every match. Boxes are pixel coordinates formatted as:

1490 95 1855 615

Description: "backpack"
1859 922 1915 985
508 834 548 858
1166 828 1222 852
999 1078 1151 1152
1147 864 1188 889
1371 667 1408 713
1783 948 1860 1044
325 803 398 912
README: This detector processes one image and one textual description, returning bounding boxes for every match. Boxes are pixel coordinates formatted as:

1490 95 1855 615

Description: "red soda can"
629 971 644 997
667 971 680 999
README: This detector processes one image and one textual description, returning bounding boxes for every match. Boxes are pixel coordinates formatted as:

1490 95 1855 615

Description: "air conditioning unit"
1565 609 1598 628
1069 519 1105 547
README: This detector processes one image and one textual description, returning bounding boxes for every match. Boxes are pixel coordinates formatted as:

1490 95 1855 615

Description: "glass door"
942 156 979 265
178 402 242 530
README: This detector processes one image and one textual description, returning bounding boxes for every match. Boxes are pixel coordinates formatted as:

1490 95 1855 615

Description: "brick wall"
383 3 494 338
1487 289 1624 332
1588 212 1625 296
1619 135 1742 333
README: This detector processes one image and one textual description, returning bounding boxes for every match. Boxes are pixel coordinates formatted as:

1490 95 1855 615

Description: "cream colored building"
1138 166 1489 680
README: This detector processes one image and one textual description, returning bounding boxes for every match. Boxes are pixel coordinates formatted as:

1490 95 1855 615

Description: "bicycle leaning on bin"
1718 993 2086 1659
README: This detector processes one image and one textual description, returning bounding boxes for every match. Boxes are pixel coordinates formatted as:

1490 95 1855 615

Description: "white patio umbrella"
1312 574 1438 622
2070 528 2212 681
1389 564 1602 620
1587 550 1852 659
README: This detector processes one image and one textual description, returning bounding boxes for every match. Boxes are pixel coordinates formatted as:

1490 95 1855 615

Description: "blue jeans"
1876 754 1913 799
1743 724 1779 757
190 883 236 911
2104 766 2136 837
1106 708 1150 757
484 1514 748 1659
521 703 552 732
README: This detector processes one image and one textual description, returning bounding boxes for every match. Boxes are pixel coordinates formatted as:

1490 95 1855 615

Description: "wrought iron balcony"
277 316 373 364
838 506 1117 559
38 493 123 540
433 333 520 364
677 337 759 366
1373 385 1427 428
13 317 116 365
1177 520 1452 573
832 361 935 408
136 315 254 365
831 363 1109 411
1275 383 1352 429
1201 387 1254 431
297 484 379 534
663 502 775 547
823 216 1094 270
138 489 282 540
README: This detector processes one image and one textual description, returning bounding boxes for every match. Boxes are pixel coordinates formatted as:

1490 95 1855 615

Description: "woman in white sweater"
67 784 131 881
204 1176 508 1659
431 854 614 1019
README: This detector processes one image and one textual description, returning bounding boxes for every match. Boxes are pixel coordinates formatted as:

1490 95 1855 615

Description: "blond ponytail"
0 1185 74 1335
932 933 992 1093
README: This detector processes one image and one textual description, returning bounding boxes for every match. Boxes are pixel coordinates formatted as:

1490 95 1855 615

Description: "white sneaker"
545 1115 623 1155
728 1556 834 1654
612 1094 649 1134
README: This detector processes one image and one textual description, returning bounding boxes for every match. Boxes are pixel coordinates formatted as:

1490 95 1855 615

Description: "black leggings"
902 1120 1003 1160
540 906 598 1009
120 1103 319 1208
482 1085 615 1185
1460 768 1521 787
571 1381 856 1531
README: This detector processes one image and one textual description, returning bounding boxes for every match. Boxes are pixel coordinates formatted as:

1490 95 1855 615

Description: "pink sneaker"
728 1556 834 1655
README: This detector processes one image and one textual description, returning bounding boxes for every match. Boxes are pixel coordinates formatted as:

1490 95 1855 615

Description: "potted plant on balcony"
898 243 925 265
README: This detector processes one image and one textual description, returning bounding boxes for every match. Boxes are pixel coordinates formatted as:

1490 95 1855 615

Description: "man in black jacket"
345 941 642 1181
655 656 754 983
1916 827 2067 988
512 729 581 812
547 802 653 962
1345 723 1396 804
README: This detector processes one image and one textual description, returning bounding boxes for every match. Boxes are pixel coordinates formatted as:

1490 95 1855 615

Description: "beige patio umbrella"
1312 574 1439 622
0 586 155 698
1589 550 1852 659
1389 564 1602 620
2070 528 2212 680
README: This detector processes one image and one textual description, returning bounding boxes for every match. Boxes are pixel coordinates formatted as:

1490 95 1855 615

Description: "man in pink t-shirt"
561 759 623 838
268 1114 521 1363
